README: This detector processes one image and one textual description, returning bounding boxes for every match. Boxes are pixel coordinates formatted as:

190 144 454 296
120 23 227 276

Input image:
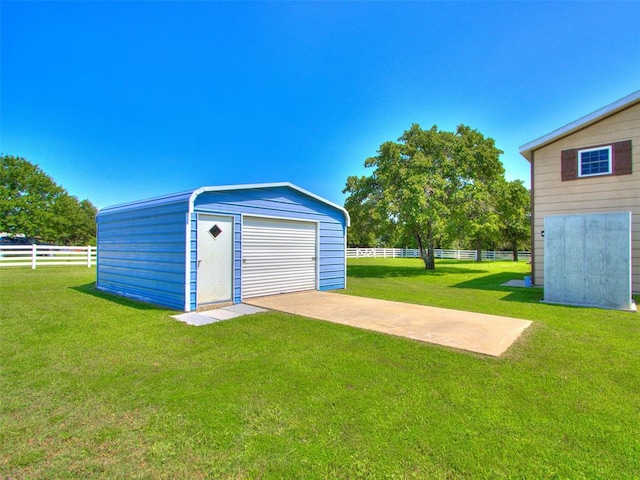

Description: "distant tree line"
344 124 530 269
0 155 97 245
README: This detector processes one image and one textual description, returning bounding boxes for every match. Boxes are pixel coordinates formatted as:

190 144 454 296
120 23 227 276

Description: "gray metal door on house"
242 216 317 298
197 214 233 306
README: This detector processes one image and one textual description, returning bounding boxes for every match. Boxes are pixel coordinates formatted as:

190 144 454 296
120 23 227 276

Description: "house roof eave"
519 89 640 162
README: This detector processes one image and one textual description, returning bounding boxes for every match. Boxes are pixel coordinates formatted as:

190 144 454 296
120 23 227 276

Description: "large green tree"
0 155 97 244
50 194 98 245
495 179 531 261
344 124 504 269
449 181 503 261
343 175 386 247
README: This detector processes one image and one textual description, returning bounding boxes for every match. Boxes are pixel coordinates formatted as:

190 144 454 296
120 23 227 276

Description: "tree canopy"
495 179 531 260
0 155 97 245
344 124 529 269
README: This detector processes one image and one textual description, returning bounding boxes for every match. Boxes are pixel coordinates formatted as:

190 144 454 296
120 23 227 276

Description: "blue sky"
2 1 639 209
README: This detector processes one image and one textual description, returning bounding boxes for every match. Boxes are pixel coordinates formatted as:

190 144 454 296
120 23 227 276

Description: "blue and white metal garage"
96 183 350 311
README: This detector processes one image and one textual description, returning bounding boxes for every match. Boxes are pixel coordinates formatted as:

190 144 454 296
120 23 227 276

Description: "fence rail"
0 245 96 268
1 245 529 269
346 247 531 261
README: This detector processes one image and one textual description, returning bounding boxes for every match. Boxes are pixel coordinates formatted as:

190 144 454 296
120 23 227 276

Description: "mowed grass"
346 257 568 317
2 262 640 479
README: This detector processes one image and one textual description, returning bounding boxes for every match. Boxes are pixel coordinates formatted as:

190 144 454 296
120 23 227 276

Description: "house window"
578 146 611 177
561 140 631 181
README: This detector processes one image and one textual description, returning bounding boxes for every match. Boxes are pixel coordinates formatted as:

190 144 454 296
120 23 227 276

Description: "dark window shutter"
613 140 632 175
561 148 577 181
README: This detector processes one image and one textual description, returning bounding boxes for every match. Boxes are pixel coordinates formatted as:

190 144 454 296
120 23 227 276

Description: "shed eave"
97 190 194 216
190 182 350 227
518 89 640 162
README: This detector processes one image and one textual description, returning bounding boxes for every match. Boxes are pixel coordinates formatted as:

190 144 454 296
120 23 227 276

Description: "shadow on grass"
453 272 527 290
453 273 544 304
348 264 488 279
70 282 172 311
498 288 544 304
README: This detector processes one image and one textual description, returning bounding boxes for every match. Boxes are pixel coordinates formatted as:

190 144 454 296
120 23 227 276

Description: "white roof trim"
188 182 350 226
100 182 350 227
519 90 640 161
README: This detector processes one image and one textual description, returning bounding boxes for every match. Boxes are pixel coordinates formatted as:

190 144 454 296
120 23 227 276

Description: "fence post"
31 244 37 269
87 246 92 268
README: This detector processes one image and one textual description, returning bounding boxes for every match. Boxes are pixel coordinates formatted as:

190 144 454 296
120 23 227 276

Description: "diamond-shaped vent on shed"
209 224 222 239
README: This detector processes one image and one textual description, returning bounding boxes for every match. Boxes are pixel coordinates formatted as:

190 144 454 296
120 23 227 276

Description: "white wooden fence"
0 245 529 269
0 245 96 268
346 247 531 261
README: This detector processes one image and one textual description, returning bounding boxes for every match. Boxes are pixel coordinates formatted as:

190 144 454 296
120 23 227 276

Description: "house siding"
531 102 640 293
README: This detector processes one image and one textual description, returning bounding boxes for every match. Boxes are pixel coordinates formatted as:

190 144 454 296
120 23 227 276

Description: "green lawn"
1 262 639 479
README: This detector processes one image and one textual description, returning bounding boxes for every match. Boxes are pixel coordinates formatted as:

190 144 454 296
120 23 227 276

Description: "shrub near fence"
346 247 531 261
0 245 96 268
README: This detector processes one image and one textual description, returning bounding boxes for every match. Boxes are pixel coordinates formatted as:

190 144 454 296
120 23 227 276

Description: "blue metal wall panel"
189 212 198 310
233 216 242 304
97 200 188 310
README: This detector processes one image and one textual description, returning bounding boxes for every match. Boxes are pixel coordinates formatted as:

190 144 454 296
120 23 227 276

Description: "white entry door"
197 214 233 306
242 216 317 298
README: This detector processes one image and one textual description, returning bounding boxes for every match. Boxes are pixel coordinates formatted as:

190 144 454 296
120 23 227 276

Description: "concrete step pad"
173 303 267 326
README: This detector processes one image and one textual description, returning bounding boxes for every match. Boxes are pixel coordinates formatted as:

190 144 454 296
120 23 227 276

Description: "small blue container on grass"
524 276 532 288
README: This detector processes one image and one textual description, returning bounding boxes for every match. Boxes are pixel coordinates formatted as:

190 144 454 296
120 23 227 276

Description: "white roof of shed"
519 90 640 162
98 182 350 226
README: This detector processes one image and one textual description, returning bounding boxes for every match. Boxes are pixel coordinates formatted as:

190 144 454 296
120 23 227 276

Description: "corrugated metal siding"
97 200 188 310
242 217 317 298
318 221 348 290
233 216 242 302
193 186 347 296
189 212 197 309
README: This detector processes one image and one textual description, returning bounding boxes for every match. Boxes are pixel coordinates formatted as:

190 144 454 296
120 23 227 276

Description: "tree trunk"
512 242 519 262
475 238 483 262
416 232 435 270
425 242 435 270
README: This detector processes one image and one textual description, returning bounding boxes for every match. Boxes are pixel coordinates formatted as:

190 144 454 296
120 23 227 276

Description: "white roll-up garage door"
242 216 317 298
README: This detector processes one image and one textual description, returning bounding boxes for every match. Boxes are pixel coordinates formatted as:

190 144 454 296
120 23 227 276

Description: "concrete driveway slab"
246 291 532 357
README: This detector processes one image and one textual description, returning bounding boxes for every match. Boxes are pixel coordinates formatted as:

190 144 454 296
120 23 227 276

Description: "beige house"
520 90 639 294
